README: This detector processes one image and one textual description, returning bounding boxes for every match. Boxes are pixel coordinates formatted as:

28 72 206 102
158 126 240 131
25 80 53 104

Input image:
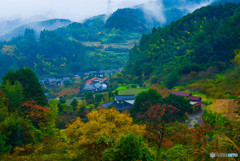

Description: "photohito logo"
210 152 216 158
210 152 238 158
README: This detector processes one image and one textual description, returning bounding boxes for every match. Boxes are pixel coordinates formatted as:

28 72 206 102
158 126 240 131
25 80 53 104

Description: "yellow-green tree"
233 49 240 65
65 108 146 161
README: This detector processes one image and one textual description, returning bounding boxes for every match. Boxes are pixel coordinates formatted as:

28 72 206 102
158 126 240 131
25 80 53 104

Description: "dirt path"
188 109 204 128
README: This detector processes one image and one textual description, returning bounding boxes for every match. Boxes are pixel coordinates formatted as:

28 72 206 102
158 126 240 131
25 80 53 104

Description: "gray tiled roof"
115 95 135 101
83 84 95 91
94 83 102 89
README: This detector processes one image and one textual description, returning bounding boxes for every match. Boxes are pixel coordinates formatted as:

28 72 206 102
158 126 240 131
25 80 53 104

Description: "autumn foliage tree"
65 108 146 161
20 101 49 129
145 104 180 159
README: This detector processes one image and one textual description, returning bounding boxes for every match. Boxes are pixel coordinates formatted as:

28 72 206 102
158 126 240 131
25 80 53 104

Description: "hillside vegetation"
0 69 239 160
120 3 240 98
0 0 221 77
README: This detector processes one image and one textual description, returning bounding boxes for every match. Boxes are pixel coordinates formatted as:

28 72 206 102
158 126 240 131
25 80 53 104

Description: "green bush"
103 133 156 161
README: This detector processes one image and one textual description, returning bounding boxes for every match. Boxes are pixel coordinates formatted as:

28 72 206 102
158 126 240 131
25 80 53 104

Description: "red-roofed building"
86 77 98 84
86 80 93 84
102 78 108 82
91 77 97 81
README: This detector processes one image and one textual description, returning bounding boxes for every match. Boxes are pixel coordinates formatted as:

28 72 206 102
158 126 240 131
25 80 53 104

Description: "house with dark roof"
101 95 135 112
189 96 202 110
82 83 107 93
40 77 71 86
171 91 202 112
171 91 192 97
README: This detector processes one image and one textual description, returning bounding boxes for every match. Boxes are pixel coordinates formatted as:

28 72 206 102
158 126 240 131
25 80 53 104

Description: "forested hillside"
0 29 129 77
213 0 240 4
0 29 89 77
0 8 151 77
122 3 240 92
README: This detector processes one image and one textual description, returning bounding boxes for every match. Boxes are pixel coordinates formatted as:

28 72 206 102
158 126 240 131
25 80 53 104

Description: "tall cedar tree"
2 68 47 106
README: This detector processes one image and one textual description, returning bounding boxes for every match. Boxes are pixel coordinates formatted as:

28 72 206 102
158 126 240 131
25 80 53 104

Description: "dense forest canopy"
122 3 240 88
0 29 90 77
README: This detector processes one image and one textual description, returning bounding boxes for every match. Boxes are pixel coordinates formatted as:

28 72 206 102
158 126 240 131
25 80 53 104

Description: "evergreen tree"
1 81 23 112
103 133 155 161
70 98 78 111
131 89 162 116
2 68 47 106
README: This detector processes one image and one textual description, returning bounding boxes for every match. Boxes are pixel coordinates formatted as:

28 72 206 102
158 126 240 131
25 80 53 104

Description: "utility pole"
106 0 112 17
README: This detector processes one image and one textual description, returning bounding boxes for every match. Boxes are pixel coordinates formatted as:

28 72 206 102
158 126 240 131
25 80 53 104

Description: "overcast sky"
0 0 151 21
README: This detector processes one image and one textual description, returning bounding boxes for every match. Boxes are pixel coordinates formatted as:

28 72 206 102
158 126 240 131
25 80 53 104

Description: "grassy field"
118 87 149 95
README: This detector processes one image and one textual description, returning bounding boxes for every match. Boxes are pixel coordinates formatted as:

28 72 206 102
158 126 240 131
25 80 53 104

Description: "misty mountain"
55 7 186 43
0 0 222 42
105 8 149 32
0 19 71 41
0 19 24 37
55 15 106 42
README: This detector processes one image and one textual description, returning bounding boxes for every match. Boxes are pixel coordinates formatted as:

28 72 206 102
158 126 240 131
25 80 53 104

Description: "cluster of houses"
40 77 71 87
39 68 122 87
82 77 108 93
100 91 202 113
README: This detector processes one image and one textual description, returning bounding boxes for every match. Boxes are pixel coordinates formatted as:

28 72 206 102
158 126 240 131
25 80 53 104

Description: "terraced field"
210 99 238 120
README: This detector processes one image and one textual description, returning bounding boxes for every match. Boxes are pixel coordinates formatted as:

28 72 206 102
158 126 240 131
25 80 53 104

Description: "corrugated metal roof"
189 96 201 101
171 91 192 97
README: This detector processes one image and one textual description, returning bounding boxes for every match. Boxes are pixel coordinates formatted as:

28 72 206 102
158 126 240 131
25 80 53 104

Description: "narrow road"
188 109 204 128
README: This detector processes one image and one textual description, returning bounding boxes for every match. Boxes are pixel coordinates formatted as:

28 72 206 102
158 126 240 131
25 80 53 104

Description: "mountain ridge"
0 19 72 41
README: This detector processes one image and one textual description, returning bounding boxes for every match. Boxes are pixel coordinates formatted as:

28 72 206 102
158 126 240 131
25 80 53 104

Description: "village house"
171 91 202 111
82 77 108 93
101 95 135 112
40 77 71 87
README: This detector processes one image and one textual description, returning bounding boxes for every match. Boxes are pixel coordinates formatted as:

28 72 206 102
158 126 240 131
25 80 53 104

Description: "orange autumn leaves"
146 104 180 121
20 101 49 128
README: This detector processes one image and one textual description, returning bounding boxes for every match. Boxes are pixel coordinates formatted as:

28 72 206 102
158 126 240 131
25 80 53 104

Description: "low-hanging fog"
0 0 214 36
